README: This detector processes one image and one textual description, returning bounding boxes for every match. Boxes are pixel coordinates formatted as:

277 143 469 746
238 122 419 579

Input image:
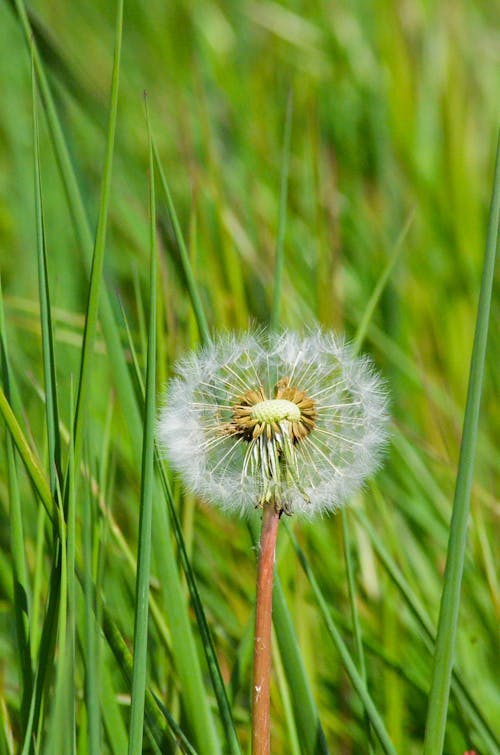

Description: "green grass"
0 1 499 753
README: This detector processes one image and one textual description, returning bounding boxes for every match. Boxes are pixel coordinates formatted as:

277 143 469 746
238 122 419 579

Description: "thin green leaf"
0 386 53 521
423 135 500 754
270 90 293 331
0 283 33 729
284 523 397 755
31 49 61 497
128 95 158 755
356 504 500 754
71 0 123 470
153 140 211 346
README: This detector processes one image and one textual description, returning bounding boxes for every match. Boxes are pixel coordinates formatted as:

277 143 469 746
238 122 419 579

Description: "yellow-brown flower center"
225 377 317 444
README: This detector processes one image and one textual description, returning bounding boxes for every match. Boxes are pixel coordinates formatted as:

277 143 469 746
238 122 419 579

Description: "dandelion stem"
252 502 280 755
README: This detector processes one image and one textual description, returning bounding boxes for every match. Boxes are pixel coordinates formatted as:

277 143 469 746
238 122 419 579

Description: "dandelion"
157 328 388 517
157 328 389 755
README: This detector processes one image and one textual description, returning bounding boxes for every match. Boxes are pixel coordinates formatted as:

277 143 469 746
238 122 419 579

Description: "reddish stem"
252 502 280 755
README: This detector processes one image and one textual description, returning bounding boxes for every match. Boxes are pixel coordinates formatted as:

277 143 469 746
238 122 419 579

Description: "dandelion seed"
157 329 389 516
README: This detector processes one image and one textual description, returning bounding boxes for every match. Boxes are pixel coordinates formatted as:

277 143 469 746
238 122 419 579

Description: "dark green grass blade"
423 135 500 754
153 141 211 345
270 90 293 331
101 609 196 754
82 461 101 753
0 283 33 729
340 510 373 753
284 523 397 755
31 49 62 497
248 517 330 755
128 96 158 755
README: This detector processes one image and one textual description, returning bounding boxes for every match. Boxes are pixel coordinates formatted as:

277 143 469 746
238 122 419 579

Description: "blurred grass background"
0 0 498 753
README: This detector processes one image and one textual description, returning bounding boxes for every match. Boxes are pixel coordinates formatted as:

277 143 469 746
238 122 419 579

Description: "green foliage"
0 1 498 753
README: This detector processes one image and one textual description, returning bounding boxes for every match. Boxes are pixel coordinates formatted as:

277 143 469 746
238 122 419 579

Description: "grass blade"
71 0 123 469
153 140 211 345
355 503 500 754
128 95 158 755
0 284 33 729
270 90 293 331
31 48 62 496
423 134 500 754
284 523 397 755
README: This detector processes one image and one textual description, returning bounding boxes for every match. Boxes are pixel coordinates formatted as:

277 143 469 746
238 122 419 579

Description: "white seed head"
157 329 389 518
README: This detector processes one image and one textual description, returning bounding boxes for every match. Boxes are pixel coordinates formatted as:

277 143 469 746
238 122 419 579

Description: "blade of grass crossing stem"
284 523 397 755
128 96 157 755
355 504 500 754
423 136 500 754
13 0 143 453
248 517 329 755
32 50 62 496
270 90 293 331
71 0 122 472
0 285 33 729
153 140 210 345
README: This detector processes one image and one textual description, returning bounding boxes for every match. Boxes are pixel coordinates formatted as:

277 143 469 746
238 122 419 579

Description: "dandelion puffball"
157 330 389 517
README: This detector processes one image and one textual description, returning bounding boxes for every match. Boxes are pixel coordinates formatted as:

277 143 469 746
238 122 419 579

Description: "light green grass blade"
342 210 413 753
284 523 397 755
153 141 211 345
0 386 53 521
352 210 414 354
128 96 158 755
270 90 293 331
423 135 500 755
356 504 500 754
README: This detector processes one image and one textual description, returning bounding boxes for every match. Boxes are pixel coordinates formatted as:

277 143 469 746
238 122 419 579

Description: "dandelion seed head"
157 329 389 518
